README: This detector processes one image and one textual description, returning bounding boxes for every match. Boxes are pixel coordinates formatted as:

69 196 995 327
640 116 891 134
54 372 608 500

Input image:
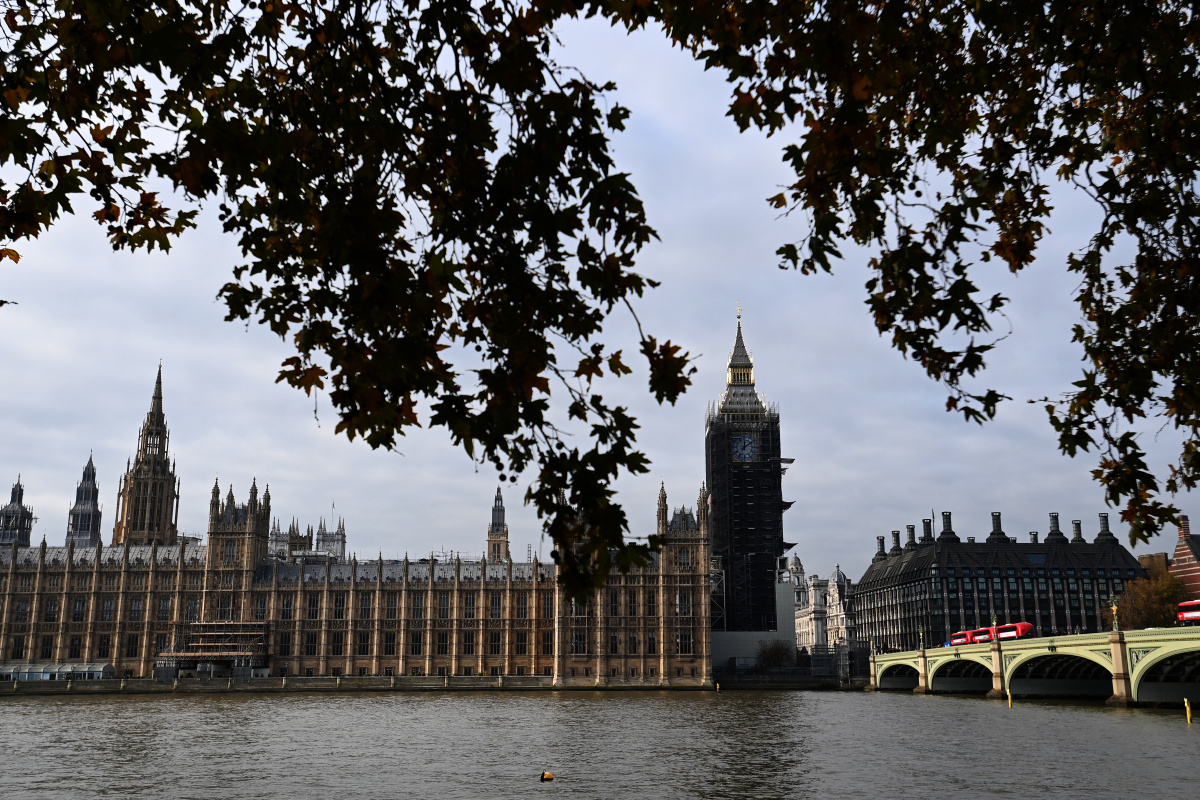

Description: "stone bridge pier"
870 628 1200 706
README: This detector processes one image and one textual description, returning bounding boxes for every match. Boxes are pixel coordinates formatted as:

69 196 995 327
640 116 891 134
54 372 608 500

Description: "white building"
793 556 856 654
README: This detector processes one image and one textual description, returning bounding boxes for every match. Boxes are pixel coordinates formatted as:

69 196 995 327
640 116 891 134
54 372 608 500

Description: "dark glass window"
437 631 449 655
278 633 292 657
358 631 371 657
305 632 318 656
308 594 320 620
489 631 502 655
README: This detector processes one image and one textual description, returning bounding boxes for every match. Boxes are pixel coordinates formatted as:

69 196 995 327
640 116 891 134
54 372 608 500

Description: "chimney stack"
1030 532 1039 543
889 530 902 557
1181 514 1192 540
1071 519 1085 543
904 525 918 551
920 518 934 544
937 511 960 542
1045 512 1068 543
1095 512 1118 544
872 535 888 563
987 511 1009 543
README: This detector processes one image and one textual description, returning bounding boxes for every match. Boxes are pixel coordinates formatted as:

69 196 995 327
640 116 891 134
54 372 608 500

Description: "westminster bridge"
869 628 1200 705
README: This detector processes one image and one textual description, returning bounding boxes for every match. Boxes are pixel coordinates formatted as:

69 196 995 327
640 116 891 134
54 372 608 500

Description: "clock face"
732 433 758 462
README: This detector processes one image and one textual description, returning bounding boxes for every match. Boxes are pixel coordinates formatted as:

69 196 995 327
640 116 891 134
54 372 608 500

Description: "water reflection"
0 690 1193 799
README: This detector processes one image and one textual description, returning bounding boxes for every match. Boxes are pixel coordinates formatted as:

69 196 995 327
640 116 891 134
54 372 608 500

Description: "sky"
0 19 1190 580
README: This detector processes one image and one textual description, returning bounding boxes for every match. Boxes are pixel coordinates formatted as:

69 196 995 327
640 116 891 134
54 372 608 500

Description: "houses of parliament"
0 368 712 685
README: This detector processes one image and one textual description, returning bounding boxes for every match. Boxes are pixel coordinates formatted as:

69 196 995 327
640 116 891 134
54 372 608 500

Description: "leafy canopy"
4 0 1200 596
1105 572 1193 630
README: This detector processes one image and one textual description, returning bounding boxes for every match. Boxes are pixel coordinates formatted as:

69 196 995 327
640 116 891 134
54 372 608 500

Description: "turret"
487 486 510 561
0 476 35 547
657 481 668 537
112 365 179 546
66 455 103 547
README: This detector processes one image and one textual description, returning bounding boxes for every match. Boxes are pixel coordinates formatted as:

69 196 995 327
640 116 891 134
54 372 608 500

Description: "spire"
490 486 506 534
151 362 164 419
718 306 766 415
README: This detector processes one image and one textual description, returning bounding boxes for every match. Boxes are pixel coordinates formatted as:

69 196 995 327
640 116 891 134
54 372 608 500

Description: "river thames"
0 690 1194 798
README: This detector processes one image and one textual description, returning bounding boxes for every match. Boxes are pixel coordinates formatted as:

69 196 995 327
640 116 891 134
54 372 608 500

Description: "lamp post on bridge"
986 611 1006 699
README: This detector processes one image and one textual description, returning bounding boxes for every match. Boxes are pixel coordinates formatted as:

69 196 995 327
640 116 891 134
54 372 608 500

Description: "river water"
0 690 1194 798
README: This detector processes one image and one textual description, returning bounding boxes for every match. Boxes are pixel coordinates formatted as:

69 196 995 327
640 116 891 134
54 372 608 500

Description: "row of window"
3 596 199 623
277 629 557 658
10 632 150 661
569 628 694 656
4 573 195 590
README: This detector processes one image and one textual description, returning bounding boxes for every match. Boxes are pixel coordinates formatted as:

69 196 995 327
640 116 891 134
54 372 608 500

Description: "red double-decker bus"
1178 600 1200 626
948 622 1035 645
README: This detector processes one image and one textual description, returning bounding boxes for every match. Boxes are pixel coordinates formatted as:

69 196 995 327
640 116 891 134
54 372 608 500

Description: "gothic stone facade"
0 481 710 686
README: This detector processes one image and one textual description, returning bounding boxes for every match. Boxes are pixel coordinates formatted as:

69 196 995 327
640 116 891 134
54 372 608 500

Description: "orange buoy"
540 771 554 782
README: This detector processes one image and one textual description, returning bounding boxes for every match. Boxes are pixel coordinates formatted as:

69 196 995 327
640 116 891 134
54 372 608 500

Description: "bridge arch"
929 657 992 694
878 663 920 691
1132 646 1200 705
1007 652 1112 699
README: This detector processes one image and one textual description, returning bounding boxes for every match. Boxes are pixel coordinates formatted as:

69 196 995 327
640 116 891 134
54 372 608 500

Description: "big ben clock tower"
705 309 791 631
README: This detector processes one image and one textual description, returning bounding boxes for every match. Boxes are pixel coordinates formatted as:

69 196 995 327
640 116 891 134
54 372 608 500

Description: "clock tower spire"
705 308 789 632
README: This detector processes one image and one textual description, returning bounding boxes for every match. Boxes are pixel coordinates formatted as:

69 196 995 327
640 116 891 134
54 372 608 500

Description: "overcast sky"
0 20 1189 580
